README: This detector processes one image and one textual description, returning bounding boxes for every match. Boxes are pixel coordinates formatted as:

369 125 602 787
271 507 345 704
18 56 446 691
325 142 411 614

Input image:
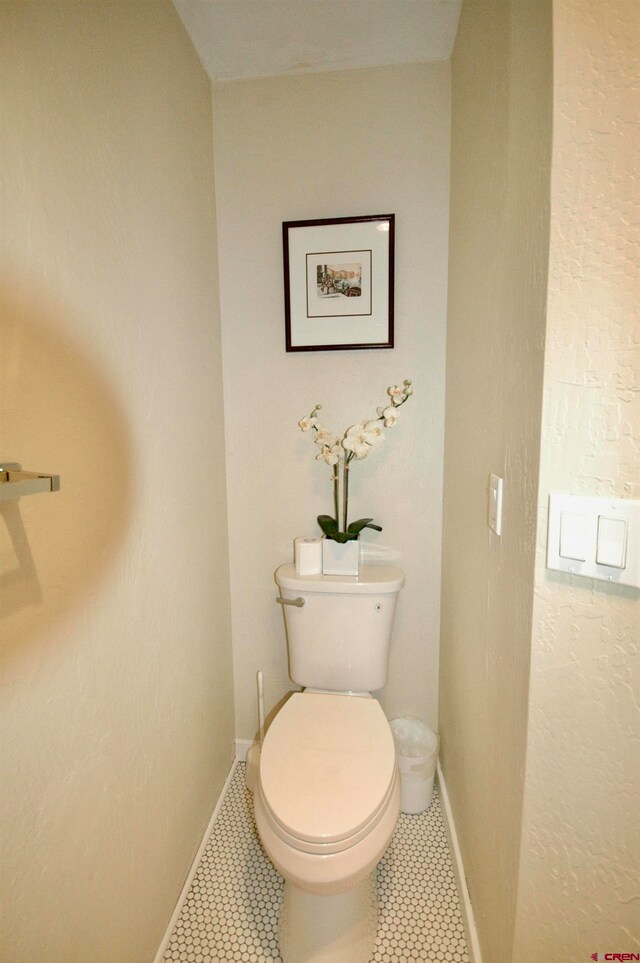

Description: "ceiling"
173 0 462 83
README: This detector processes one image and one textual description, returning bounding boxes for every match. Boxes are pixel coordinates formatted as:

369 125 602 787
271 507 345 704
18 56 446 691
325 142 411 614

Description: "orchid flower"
316 444 341 466
363 420 385 445
314 428 339 449
387 384 407 406
377 405 398 427
342 425 372 460
298 415 317 432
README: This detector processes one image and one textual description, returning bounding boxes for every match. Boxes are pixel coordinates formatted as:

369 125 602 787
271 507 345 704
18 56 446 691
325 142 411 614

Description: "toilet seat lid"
259 693 396 846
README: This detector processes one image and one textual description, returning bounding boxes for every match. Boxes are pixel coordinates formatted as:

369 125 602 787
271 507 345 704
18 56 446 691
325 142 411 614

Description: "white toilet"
254 562 405 963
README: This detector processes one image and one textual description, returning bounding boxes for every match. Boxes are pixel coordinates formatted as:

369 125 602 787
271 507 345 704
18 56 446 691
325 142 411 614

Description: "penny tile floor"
163 763 470 962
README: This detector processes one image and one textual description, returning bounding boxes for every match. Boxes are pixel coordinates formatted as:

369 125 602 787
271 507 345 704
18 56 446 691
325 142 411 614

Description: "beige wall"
0 3 234 961
440 2 552 961
212 63 451 740
513 0 640 957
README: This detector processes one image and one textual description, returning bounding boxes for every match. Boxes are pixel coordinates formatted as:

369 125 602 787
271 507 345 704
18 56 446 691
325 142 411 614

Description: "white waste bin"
390 717 438 814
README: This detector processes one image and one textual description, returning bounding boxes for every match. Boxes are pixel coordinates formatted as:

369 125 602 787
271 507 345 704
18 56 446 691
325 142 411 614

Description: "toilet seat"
258 692 397 855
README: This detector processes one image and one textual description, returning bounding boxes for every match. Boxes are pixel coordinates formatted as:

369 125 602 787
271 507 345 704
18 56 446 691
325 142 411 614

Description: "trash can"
390 716 438 814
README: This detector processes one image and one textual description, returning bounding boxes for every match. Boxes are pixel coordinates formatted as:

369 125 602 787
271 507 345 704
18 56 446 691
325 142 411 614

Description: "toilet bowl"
254 691 400 962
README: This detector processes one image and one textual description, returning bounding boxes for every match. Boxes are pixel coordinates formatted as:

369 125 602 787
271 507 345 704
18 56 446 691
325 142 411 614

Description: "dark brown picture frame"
283 214 395 352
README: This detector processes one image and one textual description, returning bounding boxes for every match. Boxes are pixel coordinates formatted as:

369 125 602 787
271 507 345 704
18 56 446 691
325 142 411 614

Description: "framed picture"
283 214 394 352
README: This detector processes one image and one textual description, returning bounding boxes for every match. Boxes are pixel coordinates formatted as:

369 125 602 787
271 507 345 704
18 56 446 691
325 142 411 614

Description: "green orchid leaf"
347 518 383 535
317 515 338 536
323 529 359 543
347 517 374 533
333 532 351 543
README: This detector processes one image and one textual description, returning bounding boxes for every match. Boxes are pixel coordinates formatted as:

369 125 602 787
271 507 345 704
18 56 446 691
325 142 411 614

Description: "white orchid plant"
298 380 413 544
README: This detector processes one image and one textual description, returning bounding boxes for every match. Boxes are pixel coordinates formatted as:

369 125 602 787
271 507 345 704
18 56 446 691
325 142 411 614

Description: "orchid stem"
333 467 340 526
342 457 350 532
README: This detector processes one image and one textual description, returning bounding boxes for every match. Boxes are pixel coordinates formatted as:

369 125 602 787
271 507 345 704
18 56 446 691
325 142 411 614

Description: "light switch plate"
489 474 503 536
547 494 640 588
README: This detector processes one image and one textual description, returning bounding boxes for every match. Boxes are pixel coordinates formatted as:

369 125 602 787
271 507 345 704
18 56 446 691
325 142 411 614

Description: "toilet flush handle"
275 596 305 608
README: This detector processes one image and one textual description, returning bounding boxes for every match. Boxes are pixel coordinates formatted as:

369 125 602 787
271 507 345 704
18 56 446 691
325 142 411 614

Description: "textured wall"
440 2 552 960
0 3 234 961
513 0 640 957
212 63 450 740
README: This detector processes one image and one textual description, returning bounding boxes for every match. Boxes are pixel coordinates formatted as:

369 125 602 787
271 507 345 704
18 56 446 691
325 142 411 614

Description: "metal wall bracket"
0 463 61 501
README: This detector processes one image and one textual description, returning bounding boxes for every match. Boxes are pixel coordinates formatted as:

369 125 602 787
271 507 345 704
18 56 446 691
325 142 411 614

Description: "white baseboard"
153 757 239 963
437 761 483 963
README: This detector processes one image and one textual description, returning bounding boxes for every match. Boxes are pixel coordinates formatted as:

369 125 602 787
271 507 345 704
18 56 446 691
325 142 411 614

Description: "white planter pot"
322 537 360 576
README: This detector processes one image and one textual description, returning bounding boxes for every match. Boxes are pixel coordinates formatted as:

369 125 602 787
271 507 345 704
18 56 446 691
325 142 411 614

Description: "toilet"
254 562 405 963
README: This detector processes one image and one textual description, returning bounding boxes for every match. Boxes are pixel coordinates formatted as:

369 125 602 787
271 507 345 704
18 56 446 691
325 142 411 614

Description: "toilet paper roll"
294 536 323 575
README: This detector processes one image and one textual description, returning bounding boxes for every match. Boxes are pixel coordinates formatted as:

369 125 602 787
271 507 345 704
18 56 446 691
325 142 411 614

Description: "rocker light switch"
559 512 587 561
596 517 627 569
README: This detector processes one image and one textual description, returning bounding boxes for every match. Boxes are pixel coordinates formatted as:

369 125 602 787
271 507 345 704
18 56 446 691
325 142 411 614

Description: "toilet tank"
275 563 405 692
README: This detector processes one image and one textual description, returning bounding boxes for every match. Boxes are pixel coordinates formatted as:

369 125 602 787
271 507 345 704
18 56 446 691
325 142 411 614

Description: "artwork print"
317 261 362 299
307 250 372 319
